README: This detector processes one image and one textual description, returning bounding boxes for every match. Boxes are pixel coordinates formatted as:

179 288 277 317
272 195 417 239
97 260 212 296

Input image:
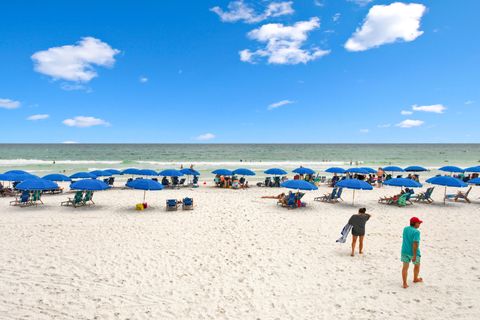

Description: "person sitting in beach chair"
10 191 31 207
329 174 340 187
182 197 194 210
161 176 170 187
411 187 434 204
178 178 186 187
445 186 472 203
166 199 181 211
262 193 286 200
0 183 16 197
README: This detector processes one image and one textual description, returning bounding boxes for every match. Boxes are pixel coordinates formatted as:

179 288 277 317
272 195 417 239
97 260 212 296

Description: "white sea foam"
0 159 122 166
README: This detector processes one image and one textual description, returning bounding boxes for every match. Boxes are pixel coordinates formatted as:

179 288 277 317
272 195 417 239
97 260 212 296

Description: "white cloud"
0 98 20 109
62 141 78 144
333 13 341 22
313 0 324 7
268 99 295 110
401 110 413 115
359 128 369 133
345 2 426 52
62 116 110 128
377 123 391 128
60 83 90 91
412 104 446 114
240 17 330 64
195 133 216 141
211 1 294 24
139 76 148 83
396 119 424 128
27 114 49 121
465 100 474 105
348 0 374 6
31 37 120 82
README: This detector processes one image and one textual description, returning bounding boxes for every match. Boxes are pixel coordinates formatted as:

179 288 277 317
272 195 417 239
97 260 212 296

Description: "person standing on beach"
348 208 371 256
401 217 423 288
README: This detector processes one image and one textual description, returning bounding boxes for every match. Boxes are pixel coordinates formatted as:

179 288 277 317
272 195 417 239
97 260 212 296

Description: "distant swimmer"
53 160 56 164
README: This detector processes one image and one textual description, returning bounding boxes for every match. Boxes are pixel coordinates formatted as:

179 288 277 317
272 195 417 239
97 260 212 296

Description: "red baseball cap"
410 217 423 224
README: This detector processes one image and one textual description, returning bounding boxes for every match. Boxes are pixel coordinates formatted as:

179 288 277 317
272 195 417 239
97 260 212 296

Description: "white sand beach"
1 183 479 319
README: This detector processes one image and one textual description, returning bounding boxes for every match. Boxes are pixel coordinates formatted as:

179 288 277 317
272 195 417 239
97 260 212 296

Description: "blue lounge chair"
182 197 194 210
10 191 31 207
166 199 180 211
315 187 337 202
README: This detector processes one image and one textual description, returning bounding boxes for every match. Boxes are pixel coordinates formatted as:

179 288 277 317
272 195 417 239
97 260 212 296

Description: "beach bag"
136 203 144 210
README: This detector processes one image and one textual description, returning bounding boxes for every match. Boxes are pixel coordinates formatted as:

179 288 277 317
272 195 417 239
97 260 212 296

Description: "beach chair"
396 193 409 207
10 191 31 207
178 178 186 187
315 187 337 202
333 188 344 202
61 191 84 207
413 187 435 204
82 191 95 206
166 199 180 211
30 190 43 206
182 197 194 210
445 186 472 203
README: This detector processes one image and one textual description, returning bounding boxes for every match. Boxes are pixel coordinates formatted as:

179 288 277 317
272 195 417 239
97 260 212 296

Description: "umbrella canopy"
104 169 121 175
90 170 112 177
336 179 373 190
384 178 422 188
280 180 318 191
361 167 377 174
468 177 480 185
4 170 29 175
126 179 164 190
325 167 346 174
264 168 287 175
345 168 369 175
382 166 405 172
0 173 38 181
70 172 96 179
292 167 316 175
42 173 71 182
121 168 143 175
464 166 480 173
70 179 110 191
212 169 233 176
404 165 428 172
180 168 201 176
233 168 256 176
158 169 184 177
438 166 464 173
16 178 58 191
138 169 158 176
426 176 467 188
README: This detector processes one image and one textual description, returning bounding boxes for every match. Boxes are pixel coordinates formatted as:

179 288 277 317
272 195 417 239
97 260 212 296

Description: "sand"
0 181 479 319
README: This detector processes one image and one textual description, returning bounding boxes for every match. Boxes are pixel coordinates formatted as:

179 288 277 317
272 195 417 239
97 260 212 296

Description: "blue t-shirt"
401 226 421 256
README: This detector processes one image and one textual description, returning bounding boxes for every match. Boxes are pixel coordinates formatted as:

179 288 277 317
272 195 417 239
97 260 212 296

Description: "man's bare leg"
402 263 410 288
413 264 423 283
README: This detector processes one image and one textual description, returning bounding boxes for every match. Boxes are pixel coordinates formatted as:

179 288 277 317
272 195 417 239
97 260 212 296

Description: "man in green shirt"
401 217 423 288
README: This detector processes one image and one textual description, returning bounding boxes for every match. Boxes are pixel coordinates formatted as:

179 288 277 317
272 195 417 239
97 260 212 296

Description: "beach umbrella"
158 169 184 177
0 173 38 182
4 170 29 175
126 179 163 203
138 169 158 176
212 169 233 176
90 170 112 177
438 166 464 173
121 168 142 175
280 180 318 191
426 176 468 204
264 168 287 175
464 166 480 173
382 166 405 172
70 172 96 179
70 179 110 191
345 168 369 175
16 178 58 191
325 167 346 174
361 167 377 174
404 166 428 172
468 178 480 185
42 173 71 182
180 168 201 176
292 167 315 175
233 168 256 176
384 178 422 188
336 179 373 205
104 169 121 175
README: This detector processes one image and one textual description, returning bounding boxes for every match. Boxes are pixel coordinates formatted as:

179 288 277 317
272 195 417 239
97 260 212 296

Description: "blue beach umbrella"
264 168 287 175
345 168 369 175
292 167 315 175
361 167 377 174
464 166 480 173
159 169 184 177
438 166 464 173
382 166 405 172
43 173 71 182
90 170 112 177
212 169 233 176
138 169 158 176
384 178 422 188
404 166 428 172
4 170 29 175
336 179 373 205
16 178 59 191
0 173 38 182
70 179 110 191
126 178 163 203
121 168 143 175
181 168 201 176
468 178 480 185
70 172 96 179
426 176 468 204
280 180 318 191
233 168 256 176
325 167 346 174
104 169 121 175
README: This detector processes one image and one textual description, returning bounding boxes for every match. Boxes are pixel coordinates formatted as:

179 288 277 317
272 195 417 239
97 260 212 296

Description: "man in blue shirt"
401 217 423 288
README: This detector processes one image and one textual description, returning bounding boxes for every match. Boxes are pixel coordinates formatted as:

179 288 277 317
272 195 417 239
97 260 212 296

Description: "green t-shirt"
401 226 421 256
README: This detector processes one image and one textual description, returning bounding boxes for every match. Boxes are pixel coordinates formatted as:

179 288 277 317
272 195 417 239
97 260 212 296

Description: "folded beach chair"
182 197 194 210
315 187 337 202
61 191 84 207
445 186 472 203
412 187 434 204
10 191 31 207
166 199 180 211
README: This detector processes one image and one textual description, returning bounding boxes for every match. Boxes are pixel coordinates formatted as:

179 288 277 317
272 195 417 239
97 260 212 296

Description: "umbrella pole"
444 186 446 205
352 189 355 205
143 190 146 203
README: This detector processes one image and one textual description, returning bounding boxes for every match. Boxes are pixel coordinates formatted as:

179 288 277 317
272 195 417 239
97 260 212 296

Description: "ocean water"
0 144 479 175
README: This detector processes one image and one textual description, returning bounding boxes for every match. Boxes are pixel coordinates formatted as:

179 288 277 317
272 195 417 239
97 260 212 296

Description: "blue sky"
0 0 479 143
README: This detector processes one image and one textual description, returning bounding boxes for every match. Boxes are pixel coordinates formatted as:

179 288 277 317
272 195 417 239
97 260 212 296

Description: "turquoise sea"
0 144 479 176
